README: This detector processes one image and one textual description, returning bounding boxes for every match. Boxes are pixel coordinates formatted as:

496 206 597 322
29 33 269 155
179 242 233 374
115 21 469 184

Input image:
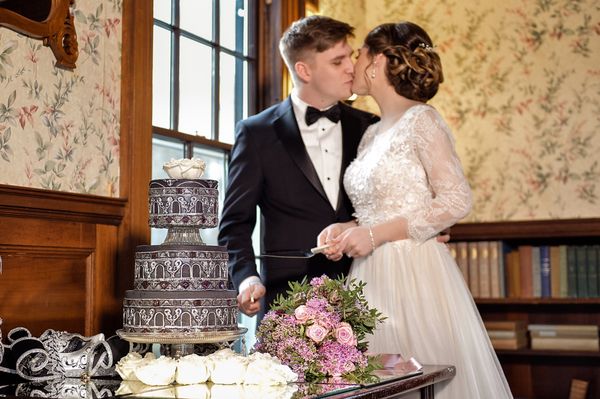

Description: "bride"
319 21 513 399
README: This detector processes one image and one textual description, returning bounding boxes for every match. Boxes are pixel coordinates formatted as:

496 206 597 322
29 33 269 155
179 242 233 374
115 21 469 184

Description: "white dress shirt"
290 89 343 210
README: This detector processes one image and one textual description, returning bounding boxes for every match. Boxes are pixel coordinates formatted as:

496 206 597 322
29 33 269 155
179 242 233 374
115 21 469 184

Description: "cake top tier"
148 179 219 230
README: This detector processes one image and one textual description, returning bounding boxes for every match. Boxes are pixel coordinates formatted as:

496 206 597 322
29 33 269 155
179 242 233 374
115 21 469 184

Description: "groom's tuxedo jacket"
218 97 378 313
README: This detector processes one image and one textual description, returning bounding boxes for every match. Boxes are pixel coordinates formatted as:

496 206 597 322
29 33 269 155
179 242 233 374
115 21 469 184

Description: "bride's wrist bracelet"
368 226 376 252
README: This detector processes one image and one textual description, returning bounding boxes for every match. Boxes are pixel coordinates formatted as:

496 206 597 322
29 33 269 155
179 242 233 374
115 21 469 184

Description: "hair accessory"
418 42 436 52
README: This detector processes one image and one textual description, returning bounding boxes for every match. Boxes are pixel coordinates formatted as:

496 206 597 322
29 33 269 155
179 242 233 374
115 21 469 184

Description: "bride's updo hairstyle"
364 21 443 102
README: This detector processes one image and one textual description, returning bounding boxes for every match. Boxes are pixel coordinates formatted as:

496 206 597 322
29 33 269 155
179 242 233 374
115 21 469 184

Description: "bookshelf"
450 218 600 399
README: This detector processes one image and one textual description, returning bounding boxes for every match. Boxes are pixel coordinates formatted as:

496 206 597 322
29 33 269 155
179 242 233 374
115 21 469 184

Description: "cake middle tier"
134 244 229 290
123 290 238 333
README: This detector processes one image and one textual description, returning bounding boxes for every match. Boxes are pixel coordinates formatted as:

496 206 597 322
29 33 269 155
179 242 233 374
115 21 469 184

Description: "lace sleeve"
407 107 472 242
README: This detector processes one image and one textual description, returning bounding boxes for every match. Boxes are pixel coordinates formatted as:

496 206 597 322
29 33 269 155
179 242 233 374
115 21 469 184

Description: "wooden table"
326 365 456 399
0 365 455 399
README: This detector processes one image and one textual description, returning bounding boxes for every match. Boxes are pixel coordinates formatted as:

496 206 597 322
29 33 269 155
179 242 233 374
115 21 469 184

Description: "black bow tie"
305 104 341 125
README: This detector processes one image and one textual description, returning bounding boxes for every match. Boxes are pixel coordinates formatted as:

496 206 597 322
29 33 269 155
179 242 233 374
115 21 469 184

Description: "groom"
218 15 378 319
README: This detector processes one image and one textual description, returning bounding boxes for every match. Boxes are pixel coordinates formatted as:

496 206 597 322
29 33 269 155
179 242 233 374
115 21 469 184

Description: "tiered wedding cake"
121 159 239 336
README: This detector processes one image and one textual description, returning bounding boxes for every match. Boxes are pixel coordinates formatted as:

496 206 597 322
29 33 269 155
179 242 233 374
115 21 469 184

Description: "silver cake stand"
117 328 248 358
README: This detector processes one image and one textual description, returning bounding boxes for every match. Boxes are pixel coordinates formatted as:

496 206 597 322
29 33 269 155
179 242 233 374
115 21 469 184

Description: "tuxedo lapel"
273 98 329 204
336 103 364 211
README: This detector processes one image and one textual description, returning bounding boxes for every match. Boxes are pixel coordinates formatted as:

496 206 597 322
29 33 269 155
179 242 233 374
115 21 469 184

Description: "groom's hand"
237 282 265 317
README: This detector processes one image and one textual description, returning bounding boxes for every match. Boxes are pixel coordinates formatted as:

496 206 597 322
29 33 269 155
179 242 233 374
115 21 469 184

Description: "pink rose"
294 305 310 323
335 322 356 346
306 323 329 343
343 361 356 373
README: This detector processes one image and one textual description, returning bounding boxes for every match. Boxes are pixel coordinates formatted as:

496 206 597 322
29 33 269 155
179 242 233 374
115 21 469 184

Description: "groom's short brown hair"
279 15 354 72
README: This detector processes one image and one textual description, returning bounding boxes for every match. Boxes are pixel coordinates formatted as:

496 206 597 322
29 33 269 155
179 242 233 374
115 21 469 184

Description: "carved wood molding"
0 0 79 69
0 184 126 225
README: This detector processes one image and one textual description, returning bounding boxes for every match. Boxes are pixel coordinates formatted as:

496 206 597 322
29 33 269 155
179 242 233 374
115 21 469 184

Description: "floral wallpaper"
0 0 122 197
321 0 600 222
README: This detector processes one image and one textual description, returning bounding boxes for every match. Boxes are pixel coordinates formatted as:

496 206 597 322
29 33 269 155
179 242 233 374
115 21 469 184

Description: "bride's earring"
370 63 376 79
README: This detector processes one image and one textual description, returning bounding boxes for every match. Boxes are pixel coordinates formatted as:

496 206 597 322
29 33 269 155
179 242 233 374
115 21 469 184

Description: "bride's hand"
337 226 374 258
318 223 346 261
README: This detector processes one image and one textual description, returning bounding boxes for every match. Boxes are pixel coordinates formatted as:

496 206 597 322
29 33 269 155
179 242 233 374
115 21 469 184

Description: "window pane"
243 60 249 120
220 0 247 54
219 53 237 144
179 38 212 136
151 136 185 179
180 0 212 39
192 146 227 246
154 0 172 24
153 26 172 129
150 136 186 245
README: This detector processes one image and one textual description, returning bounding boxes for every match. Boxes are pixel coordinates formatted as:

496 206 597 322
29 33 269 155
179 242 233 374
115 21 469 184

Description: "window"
151 0 256 245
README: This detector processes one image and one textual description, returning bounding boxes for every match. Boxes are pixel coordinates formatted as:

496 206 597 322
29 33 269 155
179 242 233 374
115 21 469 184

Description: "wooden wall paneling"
0 245 92 336
90 224 120 335
117 0 153 315
0 187 125 336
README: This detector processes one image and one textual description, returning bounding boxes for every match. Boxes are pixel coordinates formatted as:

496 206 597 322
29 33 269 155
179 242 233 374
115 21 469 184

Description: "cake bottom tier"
123 290 238 333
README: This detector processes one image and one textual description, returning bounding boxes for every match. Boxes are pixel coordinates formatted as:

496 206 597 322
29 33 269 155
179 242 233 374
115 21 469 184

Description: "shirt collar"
290 89 340 122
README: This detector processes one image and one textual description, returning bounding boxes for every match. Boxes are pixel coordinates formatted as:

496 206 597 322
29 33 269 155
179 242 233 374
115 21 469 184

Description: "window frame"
152 0 257 150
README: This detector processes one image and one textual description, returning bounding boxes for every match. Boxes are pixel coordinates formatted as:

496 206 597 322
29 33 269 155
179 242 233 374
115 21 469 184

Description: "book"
540 245 551 297
489 241 501 298
484 320 527 331
530 329 598 339
559 245 568 298
498 241 507 298
567 246 578 297
456 241 469 284
531 246 541 297
506 251 521 298
569 379 589 399
518 245 533 298
528 324 599 334
576 246 588 298
478 241 491 298
468 242 479 298
587 245 599 297
530 337 599 351
550 245 561 297
490 335 528 350
487 330 525 339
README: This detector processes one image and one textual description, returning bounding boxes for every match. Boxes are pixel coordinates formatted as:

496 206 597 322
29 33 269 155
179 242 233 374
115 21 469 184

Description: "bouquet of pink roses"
254 275 385 383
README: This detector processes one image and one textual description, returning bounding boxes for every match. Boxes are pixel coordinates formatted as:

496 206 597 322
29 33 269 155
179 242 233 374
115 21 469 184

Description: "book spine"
507 251 521 298
519 245 533 298
540 245 551 298
456 241 469 285
576 246 588 298
478 241 491 298
559 245 568 298
468 242 480 298
587 245 599 297
567 246 578 298
499 242 507 297
550 246 561 298
531 246 541 298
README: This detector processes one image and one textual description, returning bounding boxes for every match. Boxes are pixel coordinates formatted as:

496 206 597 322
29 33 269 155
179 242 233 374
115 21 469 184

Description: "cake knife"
255 243 333 259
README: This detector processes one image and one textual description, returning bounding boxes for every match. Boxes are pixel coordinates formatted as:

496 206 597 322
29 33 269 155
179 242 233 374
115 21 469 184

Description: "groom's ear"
294 61 311 83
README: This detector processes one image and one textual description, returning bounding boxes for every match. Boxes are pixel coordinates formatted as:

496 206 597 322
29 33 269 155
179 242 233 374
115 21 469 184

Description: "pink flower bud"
306 323 329 343
335 322 356 346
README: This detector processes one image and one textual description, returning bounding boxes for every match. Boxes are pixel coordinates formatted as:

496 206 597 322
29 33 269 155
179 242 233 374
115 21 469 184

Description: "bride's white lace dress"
345 104 512 398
